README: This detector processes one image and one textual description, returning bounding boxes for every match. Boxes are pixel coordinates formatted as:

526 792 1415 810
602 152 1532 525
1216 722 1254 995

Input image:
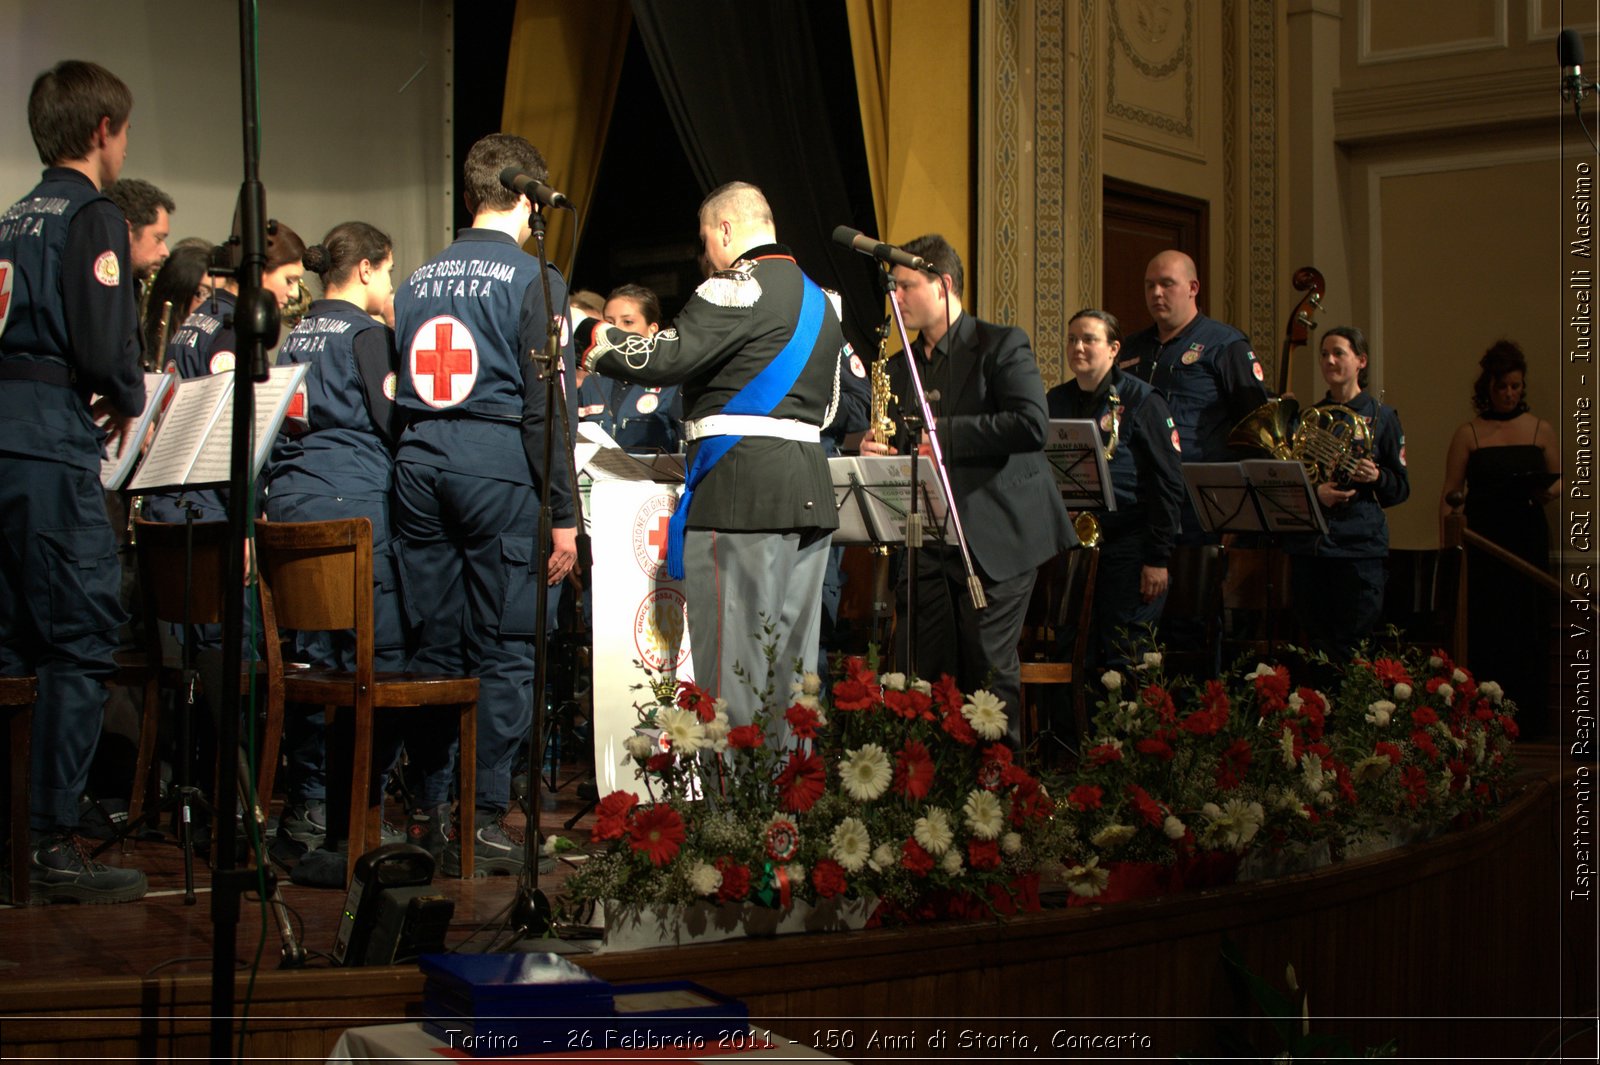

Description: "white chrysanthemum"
800 672 822 696
1479 680 1504 705
880 671 908 692
1280 725 1297 768
688 861 722 896
940 848 965 877
1393 682 1412 701
791 692 821 712
1249 662 1276 679
1142 651 1163 670
1001 831 1023 856
1451 668 1468 684
1064 856 1110 898
1427 655 1443 669
963 789 1004 840
1471 730 1488 765
910 678 933 695
963 690 1008 741
1200 798 1265 852
839 743 892 801
914 807 955 856
1287 691 1304 712
623 733 654 760
1437 683 1454 702
829 817 872 873
1163 815 1188 840
1365 699 1395 727
1352 754 1390 783
1101 670 1123 691
656 707 707 755
712 696 730 716
703 709 730 744
1091 823 1136 849
869 841 898 872
1300 752 1327 794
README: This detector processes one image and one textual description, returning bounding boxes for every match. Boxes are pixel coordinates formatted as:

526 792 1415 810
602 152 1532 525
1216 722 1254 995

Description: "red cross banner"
408 315 479 409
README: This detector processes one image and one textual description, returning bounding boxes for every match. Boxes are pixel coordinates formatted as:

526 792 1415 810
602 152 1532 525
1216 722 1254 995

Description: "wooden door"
1102 177 1209 338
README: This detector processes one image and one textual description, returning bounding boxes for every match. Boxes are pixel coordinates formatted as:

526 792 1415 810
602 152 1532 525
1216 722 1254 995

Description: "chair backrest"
253 518 374 675
133 519 236 627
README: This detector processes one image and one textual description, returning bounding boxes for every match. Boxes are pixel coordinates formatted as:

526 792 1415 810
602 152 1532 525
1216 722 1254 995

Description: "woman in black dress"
1440 340 1561 736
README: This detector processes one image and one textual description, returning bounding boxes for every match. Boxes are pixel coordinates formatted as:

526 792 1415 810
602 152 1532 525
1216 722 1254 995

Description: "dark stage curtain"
630 0 882 349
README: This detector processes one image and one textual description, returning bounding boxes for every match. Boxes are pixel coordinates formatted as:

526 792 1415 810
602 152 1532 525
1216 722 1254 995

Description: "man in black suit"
862 234 1075 743
577 182 847 738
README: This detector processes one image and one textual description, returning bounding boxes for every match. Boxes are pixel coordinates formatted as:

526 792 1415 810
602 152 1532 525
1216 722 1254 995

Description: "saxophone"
870 315 896 444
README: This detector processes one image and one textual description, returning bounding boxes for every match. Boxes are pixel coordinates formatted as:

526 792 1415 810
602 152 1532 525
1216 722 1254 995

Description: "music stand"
1044 419 1117 512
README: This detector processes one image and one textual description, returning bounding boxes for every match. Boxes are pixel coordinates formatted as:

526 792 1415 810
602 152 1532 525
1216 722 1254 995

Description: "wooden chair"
125 519 241 832
1219 545 1295 662
253 517 478 884
1 675 38 905
1017 542 1100 754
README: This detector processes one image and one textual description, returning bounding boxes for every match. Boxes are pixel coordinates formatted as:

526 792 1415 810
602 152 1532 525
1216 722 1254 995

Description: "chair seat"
284 672 480 707
0 676 38 704
1019 661 1073 685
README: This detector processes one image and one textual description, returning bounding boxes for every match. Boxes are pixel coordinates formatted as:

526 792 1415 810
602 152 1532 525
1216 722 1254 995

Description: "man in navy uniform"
0 60 148 903
1119 249 1268 536
392 133 576 876
576 182 845 735
861 234 1075 745
104 177 173 285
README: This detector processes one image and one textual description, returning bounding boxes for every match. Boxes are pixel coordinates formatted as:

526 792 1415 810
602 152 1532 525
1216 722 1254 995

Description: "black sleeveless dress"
1464 441 1551 735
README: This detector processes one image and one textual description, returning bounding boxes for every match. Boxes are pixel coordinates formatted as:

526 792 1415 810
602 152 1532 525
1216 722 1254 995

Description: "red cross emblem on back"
0 260 14 336
648 513 671 560
409 315 478 409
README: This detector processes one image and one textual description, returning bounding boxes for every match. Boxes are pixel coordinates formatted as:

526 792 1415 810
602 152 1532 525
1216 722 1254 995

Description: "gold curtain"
501 0 633 267
847 0 891 240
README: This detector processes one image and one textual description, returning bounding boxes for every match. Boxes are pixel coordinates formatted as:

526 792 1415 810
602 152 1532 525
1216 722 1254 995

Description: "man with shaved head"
1120 249 1267 480
576 181 849 738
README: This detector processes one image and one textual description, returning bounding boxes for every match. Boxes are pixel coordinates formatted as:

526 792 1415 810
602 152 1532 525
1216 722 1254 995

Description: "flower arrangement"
562 646 1071 922
1055 643 1521 900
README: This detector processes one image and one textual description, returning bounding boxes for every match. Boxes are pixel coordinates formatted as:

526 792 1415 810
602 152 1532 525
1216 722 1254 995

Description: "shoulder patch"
208 351 237 375
848 350 867 379
1251 360 1264 381
382 371 398 401
694 270 761 309
93 250 121 287
0 258 13 337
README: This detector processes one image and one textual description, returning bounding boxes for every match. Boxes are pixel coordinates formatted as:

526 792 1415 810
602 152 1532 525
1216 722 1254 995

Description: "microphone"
499 167 573 209
832 226 938 274
1559 28 1586 103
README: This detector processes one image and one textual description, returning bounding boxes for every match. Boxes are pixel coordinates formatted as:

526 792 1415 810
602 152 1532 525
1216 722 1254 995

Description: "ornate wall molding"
1077 0 1101 317
1222 0 1239 328
1105 0 1202 161
979 0 1023 329
1247 0 1277 368
1356 0 1507 65
1034 0 1069 380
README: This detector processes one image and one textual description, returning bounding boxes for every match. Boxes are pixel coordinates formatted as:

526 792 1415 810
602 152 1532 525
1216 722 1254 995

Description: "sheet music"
127 372 233 491
1181 463 1266 533
828 456 878 545
100 372 175 490
1044 419 1116 510
1241 459 1328 535
853 455 950 543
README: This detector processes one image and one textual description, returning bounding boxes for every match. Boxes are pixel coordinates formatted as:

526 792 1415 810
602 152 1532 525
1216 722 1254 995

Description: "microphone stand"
882 264 985 678
496 202 588 948
213 0 277 1056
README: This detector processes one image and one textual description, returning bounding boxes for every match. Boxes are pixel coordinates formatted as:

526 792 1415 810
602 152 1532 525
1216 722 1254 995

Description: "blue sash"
665 273 826 580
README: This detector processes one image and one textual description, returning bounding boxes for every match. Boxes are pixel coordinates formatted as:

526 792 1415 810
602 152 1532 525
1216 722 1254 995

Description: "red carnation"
715 856 751 901
775 751 827 813
591 791 638 842
811 858 848 899
784 702 823 738
1215 738 1252 791
1141 683 1177 724
830 677 877 711
646 751 674 773
1067 784 1104 811
941 702 979 745
1499 713 1520 739
1134 735 1175 761
900 838 935 877
1411 729 1440 762
884 687 934 721
1087 743 1124 766
727 724 765 749
843 655 877 686
968 838 1001 870
1401 765 1429 807
1412 705 1439 727
1253 665 1291 711
628 805 685 867
676 679 717 722
1374 741 1404 765
932 673 964 714
894 739 935 800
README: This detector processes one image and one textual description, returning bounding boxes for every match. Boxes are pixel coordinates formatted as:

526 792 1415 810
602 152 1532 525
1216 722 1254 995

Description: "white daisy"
963 789 1004 840
962 690 1008 741
838 744 892 801
1091 823 1136 849
656 707 706 756
1280 725 1297 768
829 817 872 873
914 807 954 855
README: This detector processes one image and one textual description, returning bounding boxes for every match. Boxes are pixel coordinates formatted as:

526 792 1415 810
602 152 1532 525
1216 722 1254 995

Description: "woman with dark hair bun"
575 282 682 452
264 221 409 876
1440 339 1560 736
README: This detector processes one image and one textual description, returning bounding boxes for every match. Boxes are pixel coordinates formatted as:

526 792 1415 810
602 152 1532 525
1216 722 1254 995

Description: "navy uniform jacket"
269 297 397 500
1288 390 1409 559
823 338 870 450
886 312 1076 583
1120 312 1268 463
0 168 143 467
393 228 574 526
578 244 842 532
577 372 683 453
1047 367 1184 568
